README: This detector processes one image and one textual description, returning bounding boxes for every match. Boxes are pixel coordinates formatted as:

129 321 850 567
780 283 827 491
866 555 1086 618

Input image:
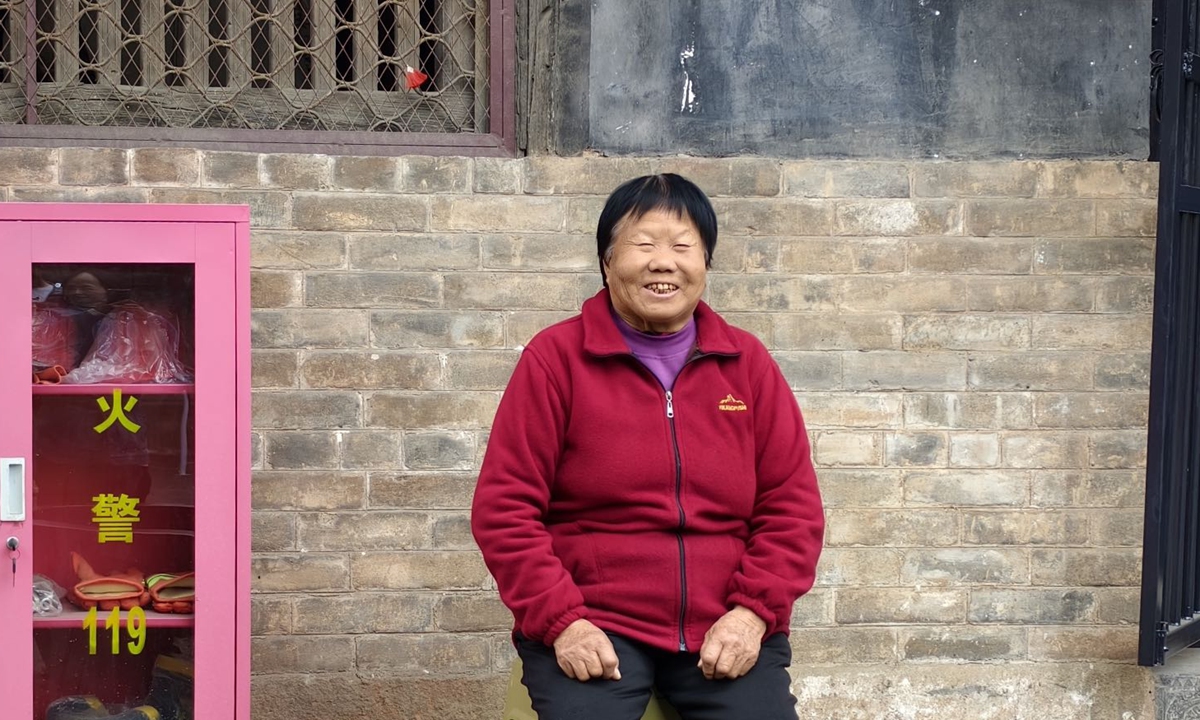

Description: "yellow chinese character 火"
91 493 141 544
93 389 141 434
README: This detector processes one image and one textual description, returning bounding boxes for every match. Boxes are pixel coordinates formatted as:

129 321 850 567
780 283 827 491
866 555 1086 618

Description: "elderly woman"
471 174 824 719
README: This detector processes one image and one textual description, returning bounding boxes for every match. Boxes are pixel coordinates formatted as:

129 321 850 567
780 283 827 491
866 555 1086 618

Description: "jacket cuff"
727 592 781 637
541 606 589 646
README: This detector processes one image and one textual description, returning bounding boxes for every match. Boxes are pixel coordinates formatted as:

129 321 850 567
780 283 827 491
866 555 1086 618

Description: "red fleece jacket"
471 289 824 652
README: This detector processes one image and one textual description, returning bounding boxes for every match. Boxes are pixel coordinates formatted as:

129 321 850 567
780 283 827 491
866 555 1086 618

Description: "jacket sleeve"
470 344 588 645
725 342 825 636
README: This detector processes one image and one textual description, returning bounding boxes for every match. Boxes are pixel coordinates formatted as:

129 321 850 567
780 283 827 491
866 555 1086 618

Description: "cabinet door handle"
0 458 26 522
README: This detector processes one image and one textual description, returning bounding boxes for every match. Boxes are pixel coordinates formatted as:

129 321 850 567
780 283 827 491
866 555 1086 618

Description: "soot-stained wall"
533 0 1152 158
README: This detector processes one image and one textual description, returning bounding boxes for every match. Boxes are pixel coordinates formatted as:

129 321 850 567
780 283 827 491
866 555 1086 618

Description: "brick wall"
2 149 1159 718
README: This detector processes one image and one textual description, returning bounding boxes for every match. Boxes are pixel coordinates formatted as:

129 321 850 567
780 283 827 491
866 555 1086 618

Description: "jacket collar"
581 288 741 357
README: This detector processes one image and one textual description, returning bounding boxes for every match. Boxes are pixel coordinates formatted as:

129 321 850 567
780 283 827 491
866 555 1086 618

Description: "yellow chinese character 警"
93 389 140 434
91 493 141 544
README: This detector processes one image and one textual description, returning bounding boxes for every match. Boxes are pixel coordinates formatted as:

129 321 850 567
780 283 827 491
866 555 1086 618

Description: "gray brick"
372 311 505 349
783 161 910 198
262 154 330 189
253 391 362 428
884 433 948 467
962 511 1088 545
404 431 476 470
399 156 472 193
251 271 302 308
773 351 843 390
795 392 902 429
1030 470 1144 508
969 589 1096 624
444 351 520 390
252 513 296 552
777 237 906 274
904 470 1029 506
350 234 479 271
294 193 426 231
525 156 655 195
835 200 961 236
968 353 1095 391
707 275 839 312
203 151 259 187
444 272 582 310
300 352 442 389
901 627 1028 662
1033 238 1154 275
900 548 1029 585
838 277 967 312
252 231 345 270
904 315 1029 351
252 310 369 348
907 237 1035 274
717 199 834 236
1095 200 1157 237
903 392 1034 429
369 392 499 429
1001 432 1089 469
1031 548 1142 586
473 157 524 194
252 471 366 510
251 350 299 388
1032 316 1152 350
434 594 513 632
252 636 355 673
1033 393 1148 429
965 277 1094 313
60 147 127 185
264 431 340 469
368 472 477 509
340 431 404 469
914 162 1039 198
132 147 199 184
843 352 967 390
357 634 491 675
825 510 959 546
816 548 902 586
481 234 594 271
1090 430 1147 469
431 196 565 232
252 555 349 592
814 469 905 508
293 593 434 634
298 511 429 551
1 147 55 183
836 588 966 624
966 200 1094 236
332 156 398 191
305 272 442 308
351 551 489 590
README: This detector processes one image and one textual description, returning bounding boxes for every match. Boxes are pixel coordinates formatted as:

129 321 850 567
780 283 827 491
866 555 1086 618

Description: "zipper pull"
666 391 674 418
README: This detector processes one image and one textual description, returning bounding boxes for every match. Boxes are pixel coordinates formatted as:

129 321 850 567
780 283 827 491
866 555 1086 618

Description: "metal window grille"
0 0 512 151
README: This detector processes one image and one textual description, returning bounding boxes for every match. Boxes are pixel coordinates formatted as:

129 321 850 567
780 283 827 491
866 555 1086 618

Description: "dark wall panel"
567 0 1151 158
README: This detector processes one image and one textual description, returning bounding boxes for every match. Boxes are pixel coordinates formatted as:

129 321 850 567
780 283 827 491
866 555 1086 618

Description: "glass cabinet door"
0 216 240 720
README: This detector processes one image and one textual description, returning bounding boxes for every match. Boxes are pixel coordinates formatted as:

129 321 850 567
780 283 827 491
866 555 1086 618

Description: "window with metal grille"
0 0 513 152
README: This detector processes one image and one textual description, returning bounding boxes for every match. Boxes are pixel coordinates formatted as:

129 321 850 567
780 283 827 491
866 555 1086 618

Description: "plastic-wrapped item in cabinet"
62 304 192 385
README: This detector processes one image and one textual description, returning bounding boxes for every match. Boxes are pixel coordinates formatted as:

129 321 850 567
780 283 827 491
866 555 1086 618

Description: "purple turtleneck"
612 309 697 390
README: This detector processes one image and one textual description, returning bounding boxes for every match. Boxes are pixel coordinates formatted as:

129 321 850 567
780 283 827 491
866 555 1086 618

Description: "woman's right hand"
552 619 622 681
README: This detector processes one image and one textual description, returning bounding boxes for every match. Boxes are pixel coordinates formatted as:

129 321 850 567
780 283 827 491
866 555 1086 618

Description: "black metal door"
1139 0 1200 667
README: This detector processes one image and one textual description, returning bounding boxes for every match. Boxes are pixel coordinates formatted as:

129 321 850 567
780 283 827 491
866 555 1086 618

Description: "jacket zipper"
665 390 689 651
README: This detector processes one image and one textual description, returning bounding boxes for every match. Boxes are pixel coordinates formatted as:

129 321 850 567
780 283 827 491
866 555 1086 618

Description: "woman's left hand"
697 606 767 680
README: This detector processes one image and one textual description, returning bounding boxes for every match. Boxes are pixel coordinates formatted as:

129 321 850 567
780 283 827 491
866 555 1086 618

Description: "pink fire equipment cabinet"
0 204 251 720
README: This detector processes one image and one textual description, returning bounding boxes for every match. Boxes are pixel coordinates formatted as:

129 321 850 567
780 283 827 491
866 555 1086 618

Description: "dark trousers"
515 632 799 720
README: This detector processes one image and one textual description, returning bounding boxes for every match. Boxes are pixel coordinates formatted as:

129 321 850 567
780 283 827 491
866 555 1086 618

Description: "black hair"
595 173 718 287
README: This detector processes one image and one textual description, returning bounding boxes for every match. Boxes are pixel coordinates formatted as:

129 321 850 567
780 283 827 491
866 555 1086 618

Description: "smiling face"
603 208 707 334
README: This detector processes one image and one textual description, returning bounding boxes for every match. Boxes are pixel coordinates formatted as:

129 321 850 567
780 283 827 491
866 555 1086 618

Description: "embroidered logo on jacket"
718 394 748 412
